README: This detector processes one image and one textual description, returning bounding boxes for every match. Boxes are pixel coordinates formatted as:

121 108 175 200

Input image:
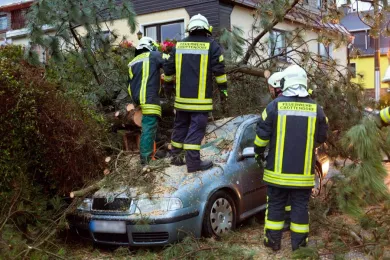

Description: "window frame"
318 42 332 60
269 29 288 62
349 63 356 78
0 14 8 31
144 20 185 42
238 123 257 153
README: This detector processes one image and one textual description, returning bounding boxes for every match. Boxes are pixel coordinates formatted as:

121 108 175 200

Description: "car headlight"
135 198 183 214
77 198 92 211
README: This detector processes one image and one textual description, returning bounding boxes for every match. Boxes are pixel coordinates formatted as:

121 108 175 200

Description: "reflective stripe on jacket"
255 96 328 188
128 51 164 116
163 35 227 112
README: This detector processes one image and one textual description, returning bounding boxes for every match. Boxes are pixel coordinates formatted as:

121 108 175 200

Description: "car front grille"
93 233 129 243
92 198 131 212
132 232 169 243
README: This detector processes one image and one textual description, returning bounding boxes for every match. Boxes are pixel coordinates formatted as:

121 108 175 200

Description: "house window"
318 43 332 60
270 30 287 61
144 20 185 42
317 0 323 8
0 15 8 31
349 63 356 78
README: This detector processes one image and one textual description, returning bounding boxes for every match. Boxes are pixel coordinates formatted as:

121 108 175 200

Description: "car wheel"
202 191 236 237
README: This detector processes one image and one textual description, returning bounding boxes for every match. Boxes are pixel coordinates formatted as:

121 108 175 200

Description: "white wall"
230 5 348 70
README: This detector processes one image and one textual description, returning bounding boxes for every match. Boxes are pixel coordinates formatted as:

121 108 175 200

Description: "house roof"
0 0 34 12
341 11 390 56
227 0 352 40
340 11 371 31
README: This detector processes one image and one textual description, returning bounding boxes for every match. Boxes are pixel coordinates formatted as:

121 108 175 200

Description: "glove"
220 89 228 103
255 153 265 167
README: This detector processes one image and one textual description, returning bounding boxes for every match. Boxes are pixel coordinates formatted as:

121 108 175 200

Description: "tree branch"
68 22 102 85
240 0 301 65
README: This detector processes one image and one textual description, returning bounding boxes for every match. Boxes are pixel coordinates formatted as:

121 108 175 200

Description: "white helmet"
137 37 157 51
187 14 212 33
280 65 308 91
267 72 283 89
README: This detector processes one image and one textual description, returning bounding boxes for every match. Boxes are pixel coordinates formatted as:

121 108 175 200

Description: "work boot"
264 230 281 252
292 237 308 251
188 160 213 173
171 156 185 166
264 237 281 252
154 150 167 159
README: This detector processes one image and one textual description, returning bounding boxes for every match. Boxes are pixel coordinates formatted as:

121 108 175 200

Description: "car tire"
202 190 236 237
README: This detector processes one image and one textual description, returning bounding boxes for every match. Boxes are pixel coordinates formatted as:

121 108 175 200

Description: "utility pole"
373 0 381 102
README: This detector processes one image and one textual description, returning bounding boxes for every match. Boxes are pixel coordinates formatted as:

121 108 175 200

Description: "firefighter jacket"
380 107 390 124
254 96 328 188
163 35 227 112
128 51 164 117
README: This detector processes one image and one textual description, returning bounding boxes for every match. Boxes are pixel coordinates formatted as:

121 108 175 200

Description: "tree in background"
28 0 137 108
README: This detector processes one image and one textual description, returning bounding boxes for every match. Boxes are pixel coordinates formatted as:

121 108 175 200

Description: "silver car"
69 115 329 246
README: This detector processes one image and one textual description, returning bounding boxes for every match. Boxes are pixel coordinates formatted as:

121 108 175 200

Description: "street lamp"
137 30 143 40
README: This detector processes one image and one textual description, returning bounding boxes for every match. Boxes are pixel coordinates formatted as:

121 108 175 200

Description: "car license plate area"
90 220 126 234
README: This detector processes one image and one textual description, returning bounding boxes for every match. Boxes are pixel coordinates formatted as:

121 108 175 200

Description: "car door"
237 123 267 215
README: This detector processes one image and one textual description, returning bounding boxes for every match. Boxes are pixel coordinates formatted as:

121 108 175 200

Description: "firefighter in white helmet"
254 65 329 251
127 37 166 165
163 14 227 172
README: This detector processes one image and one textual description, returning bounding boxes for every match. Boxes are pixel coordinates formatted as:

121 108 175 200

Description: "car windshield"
201 116 252 162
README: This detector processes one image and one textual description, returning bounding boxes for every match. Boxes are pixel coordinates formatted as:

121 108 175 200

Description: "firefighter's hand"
220 89 228 103
255 153 265 167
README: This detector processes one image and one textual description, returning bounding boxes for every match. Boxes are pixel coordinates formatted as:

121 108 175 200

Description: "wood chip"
126 103 135 112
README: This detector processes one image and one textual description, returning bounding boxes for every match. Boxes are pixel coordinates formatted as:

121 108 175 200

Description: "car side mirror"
242 147 255 159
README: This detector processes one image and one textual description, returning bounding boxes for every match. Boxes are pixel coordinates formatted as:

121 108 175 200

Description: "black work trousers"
171 111 208 172
264 185 311 250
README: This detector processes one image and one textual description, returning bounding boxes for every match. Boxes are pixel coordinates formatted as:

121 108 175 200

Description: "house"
0 0 34 45
0 0 51 62
341 9 390 98
1 0 350 71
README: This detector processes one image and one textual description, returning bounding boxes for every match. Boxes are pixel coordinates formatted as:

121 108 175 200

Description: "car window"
239 123 256 152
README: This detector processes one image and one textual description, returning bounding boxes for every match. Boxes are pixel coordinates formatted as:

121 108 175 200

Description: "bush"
0 45 106 194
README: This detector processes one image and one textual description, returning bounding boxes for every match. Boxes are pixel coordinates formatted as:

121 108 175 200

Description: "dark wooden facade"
129 0 235 30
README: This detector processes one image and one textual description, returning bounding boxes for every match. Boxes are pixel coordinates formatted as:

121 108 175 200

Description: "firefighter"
128 37 164 166
255 65 329 251
267 71 292 231
163 14 228 172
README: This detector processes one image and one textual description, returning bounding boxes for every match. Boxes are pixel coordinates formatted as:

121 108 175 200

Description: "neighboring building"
341 9 390 98
0 0 350 71
0 0 51 62
0 0 34 45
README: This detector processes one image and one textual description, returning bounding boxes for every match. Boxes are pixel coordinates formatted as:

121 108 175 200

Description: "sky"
0 0 31 6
